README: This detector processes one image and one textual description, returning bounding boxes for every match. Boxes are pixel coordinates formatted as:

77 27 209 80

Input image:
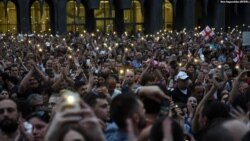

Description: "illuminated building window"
163 0 173 30
124 0 143 32
30 0 50 33
0 1 17 33
95 0 115 32
67 0 85 32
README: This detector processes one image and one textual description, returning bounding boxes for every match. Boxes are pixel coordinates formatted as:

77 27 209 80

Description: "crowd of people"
0 25 250 141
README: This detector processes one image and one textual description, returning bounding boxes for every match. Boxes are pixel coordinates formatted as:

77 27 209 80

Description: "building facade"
0 0 249 34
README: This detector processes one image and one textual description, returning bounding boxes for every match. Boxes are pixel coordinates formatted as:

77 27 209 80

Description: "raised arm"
230 70 250 102
192 79 218 133
33 63 49 83
18 69 34 94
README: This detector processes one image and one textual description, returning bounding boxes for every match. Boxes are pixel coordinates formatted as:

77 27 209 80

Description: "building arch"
66 0 86 32
29 0 53 33
95 0 115 32
0 0 18 33
163 0 173 30
124 0 143 32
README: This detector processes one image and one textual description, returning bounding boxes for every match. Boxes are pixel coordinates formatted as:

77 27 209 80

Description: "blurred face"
29 117 48 141
0 90 9 99
125 71 135 85
29 77 39 88
177 79 189 90
63 130 85 141
117 55 122 62
187 96 197 108
93 76 98 85
116 83 122 91
78 85 88 98
107 79 116 93
0 99 19 134
46 60 53 69
94 98 110 122
239 83 249 94
33 100 44 112
48 96 59 112
98 77 105 86
10 66 19 77
136 53 142 60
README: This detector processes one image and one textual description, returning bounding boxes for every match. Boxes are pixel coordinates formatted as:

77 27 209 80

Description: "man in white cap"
171 71 191 104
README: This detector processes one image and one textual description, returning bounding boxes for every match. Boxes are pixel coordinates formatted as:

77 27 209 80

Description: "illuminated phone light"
38 48 43 52
120 69 124 74
235 65 239 69
66 95 75 105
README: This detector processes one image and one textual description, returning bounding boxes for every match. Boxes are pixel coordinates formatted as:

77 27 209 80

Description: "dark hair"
74 80 87 90
202 125 234 141
0 98 19 111
111 93 139 129
201 101 230 126
57 125 88 141
84 92 107 107
26 110 50 123
140 72 155 86
233 87 250 112
150 116 184 141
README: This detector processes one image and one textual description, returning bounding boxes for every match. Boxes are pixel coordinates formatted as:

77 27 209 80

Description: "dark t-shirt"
171 88 192 104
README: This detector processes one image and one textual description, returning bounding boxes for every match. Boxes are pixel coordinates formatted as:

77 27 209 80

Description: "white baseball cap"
175 71 189 81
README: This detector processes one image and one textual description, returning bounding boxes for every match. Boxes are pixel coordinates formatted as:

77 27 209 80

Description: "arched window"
124 0 143 32
67 0 85 32
163 0 173 30
0 1 17 33
95 0 115 32
30 0 50 33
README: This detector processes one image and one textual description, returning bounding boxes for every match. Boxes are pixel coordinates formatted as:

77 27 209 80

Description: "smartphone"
160 100 170 114
61 89 81 110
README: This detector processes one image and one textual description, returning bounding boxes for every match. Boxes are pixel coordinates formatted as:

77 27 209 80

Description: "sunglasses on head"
27 110 50 123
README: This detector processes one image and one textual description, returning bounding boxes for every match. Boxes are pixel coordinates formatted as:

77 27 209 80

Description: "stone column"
113 0 131 34
172 0 195 31
143 0 162 34
17 0 32 33
85 8 96 32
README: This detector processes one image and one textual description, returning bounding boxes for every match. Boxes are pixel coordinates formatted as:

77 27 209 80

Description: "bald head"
125 71 135 85
222 120 249 141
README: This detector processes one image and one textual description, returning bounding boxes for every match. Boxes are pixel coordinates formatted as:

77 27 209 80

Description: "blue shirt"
131 60 142 69
105 122 128 141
